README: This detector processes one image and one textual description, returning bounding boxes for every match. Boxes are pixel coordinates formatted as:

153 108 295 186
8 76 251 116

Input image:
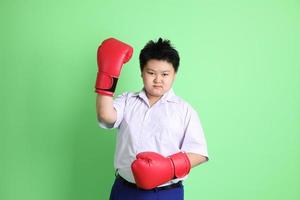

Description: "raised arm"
94 38 133 124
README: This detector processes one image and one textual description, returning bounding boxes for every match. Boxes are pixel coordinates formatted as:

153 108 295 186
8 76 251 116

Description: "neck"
146 95 162 107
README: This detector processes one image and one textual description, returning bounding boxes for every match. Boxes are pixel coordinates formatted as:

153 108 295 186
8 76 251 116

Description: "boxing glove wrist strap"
95 72 118 96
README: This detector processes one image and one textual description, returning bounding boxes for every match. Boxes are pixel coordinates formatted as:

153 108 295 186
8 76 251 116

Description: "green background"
1 0 299 199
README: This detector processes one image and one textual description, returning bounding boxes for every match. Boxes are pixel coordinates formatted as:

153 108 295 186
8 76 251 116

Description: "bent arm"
186 153 208 168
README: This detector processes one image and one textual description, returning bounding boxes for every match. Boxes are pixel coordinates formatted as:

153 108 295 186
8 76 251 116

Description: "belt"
116 175 182 191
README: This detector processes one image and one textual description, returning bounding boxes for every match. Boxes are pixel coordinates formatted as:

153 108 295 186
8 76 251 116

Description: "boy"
95 37 208 200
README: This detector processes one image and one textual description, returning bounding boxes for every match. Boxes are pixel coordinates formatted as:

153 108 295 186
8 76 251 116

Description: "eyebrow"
145 68 171 73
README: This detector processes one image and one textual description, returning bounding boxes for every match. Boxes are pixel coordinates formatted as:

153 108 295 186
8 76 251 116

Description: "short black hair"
139 38 180 72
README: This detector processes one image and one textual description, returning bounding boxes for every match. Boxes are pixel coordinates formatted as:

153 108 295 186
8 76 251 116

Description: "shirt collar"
133 88 179 104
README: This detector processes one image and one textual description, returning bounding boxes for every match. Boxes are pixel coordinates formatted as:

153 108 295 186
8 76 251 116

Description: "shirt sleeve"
181 105 209 159
98 92 127 129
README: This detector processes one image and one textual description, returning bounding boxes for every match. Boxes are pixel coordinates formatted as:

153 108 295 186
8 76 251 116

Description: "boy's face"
141 59 176 100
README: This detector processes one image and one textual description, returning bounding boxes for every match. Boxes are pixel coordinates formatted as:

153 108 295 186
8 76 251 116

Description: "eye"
147 71 154 75
162 73 169 77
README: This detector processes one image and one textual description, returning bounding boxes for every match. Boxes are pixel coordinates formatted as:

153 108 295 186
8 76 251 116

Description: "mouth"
153 85 163 88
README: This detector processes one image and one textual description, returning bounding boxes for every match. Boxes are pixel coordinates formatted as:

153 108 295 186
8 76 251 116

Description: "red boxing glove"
131 151 191 190
95 38 133 96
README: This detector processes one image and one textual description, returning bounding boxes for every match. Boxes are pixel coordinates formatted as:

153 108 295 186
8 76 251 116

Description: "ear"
141 70 145 78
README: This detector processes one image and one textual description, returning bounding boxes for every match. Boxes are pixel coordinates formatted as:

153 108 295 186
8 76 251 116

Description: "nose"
154 75 162 83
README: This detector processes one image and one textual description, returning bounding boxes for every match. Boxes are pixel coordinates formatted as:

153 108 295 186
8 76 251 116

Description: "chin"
149 91 163 97
150 92 162 97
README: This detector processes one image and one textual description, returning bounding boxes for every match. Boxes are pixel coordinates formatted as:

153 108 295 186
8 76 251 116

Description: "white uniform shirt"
99 88 208 185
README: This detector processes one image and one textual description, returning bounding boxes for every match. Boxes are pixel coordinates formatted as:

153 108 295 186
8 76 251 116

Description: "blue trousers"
109 177 184 200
